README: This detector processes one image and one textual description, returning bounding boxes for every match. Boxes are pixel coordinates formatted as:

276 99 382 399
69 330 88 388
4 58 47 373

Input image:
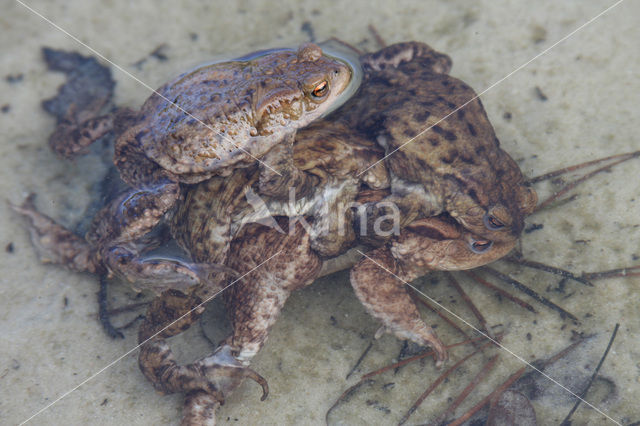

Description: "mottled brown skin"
118 44 352 185
138 207 515 424
171 119 388 265
338 43 538 243
245 41 537 256
138 219 322 425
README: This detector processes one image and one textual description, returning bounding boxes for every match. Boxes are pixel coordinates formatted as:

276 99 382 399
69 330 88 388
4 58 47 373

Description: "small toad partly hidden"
14 40 536 425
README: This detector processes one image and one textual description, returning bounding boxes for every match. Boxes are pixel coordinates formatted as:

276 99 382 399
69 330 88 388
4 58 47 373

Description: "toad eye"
311 81 329 98
470 238 493 254
484 213 505 230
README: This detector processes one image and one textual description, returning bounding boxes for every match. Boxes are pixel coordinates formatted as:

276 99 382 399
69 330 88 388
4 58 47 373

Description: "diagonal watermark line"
356 249 621 425
19 250 283 425
16 0 282 176
357 0 626 177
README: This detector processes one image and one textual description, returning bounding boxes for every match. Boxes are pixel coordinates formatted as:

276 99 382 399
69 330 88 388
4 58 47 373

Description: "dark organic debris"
524 223 543 234
486 390 537 426
41 47 115 123
534 86 548 101
301 21 315 42
5 73 24 84
150 44 169 62
98 275 124 339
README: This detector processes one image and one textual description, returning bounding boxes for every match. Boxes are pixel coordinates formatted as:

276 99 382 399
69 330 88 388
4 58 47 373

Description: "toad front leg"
350 245 449 365
350 216 517 365
258 134 315 199
138 219 322 425
86 181 208 293
12 182 229 296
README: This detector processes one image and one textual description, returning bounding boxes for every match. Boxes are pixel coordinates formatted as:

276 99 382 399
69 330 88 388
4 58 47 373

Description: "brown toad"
14 42 535 426
23 43 354 295
340 42 538 243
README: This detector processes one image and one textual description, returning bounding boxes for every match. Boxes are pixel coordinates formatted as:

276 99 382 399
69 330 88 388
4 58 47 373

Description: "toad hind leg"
138 290 268 407
139 220 322 425
350 246 448 365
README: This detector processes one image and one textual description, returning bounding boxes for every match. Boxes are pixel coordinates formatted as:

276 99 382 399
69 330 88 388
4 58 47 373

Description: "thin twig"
346 341 373 380
535 153 639 211
560 323 620 425
398 342 493 425
325 334 503 423
582 265 640 280
482 266 578 321
527 150 639 184
435 354 500 424
464 270 537 313
362 334 502 381
448 273 490 335
448 338 585 426
325 379 375 424
116 314 145 331
504 256 593 287
106 301 149 316
368 24 387 48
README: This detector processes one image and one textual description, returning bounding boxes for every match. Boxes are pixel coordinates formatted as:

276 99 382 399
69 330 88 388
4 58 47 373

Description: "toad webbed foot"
138 290 269 407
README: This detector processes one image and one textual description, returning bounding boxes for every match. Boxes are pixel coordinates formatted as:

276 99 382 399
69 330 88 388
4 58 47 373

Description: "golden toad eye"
311 81 329 98
483 213 505 230
470 238 493 253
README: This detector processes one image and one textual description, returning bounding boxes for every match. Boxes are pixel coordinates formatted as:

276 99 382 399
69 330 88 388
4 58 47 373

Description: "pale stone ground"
1 0 639 425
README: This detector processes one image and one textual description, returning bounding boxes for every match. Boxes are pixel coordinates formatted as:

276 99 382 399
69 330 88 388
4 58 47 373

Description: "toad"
14 41 535 425
329 42 538 244
25 43 354 295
